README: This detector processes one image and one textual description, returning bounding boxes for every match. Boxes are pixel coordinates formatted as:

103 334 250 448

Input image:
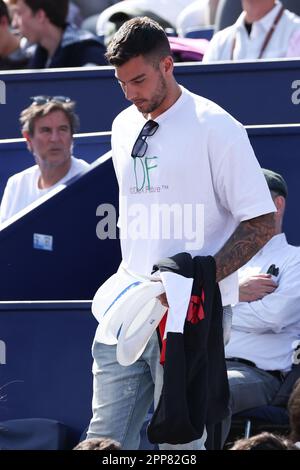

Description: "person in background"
0 0 29 69
12 0 106 68
0 96 89 224
73 437 121 450
223 169 300 446
229 431 299 450
203 0 300 62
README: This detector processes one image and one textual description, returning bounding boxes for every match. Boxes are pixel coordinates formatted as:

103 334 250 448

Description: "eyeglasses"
131 120 159 159
30 95 72 105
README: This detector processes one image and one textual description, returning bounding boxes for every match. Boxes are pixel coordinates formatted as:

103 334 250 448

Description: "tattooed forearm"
214 212 275 282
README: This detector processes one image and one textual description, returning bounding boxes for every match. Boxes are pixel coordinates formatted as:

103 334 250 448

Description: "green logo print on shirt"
133 156 158 192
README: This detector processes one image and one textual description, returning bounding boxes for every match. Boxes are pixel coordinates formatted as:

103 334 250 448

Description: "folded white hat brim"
116 282 166 366
92 268 165 350
92 268 144 344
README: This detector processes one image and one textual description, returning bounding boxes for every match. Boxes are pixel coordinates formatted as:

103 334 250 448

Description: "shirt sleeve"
232 254 300 333
0 177 15 224
208 117 276 222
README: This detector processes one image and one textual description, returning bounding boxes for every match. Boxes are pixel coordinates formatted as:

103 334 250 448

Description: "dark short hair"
105 16 171 66
230 431 298 450
263 168 288 199
20 99 79 136
0 0 10 21
23 0 69 28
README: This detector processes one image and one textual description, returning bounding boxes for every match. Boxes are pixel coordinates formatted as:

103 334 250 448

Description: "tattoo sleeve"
214 212 275 282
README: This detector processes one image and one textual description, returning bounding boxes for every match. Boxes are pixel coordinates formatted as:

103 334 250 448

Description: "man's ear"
0 15 9 28
274 194 286 216
22 131 33 152
160 55 174 75
35 8 47 24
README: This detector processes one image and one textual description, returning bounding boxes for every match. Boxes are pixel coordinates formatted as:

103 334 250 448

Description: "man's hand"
157 293 169 307
239 273 277 302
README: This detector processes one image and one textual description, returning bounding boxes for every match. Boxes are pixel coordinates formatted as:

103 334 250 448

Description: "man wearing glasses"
0 96 89 224
87 17 275 450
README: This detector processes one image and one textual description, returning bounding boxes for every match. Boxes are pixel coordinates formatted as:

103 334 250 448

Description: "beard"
136 71 168 115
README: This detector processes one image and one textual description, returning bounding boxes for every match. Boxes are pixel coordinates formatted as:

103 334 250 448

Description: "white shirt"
0 157 89 224
226 233 300 372
111 86 275 306
203 1 300 62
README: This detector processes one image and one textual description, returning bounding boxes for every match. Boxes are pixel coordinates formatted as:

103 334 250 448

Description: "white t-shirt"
111 86 275 305
203 1 300 62
226 233 300 372
0 157 89 224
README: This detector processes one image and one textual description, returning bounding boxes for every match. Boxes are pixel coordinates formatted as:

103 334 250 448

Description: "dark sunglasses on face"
30 95 72 105
131 120 159 159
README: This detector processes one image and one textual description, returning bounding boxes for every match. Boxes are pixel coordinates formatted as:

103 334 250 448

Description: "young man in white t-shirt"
86 17 275 450
0 96 89 224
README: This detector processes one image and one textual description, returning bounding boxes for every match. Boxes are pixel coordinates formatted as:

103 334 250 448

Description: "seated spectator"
288 379 300 448
230 431 299 450
222 168 300 445
73 437 121 450
12 0 106 68
176 0 220 37
203 0 300 62
0 96 89 224
95 0 196 44
0 0 29 69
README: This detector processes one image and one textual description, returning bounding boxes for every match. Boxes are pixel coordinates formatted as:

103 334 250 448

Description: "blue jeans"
87 332 207 450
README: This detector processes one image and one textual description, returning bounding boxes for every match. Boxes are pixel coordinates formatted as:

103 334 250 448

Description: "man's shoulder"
112 105 139 130
7 165 39 185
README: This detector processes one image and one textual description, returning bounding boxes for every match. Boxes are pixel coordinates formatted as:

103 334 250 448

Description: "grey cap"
263 168 288 198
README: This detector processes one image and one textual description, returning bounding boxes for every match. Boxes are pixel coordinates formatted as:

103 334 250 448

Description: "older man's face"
27 110 73 171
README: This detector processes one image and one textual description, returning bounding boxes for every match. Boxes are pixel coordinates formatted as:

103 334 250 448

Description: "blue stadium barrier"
247 124 300 247
0 152 121 301
0 300 96 448
184 26 214 40
0 131 111 200
0 124 299 302
1 60 300 138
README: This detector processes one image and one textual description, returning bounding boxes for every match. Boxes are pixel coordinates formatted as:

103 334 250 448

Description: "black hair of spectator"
23 0 69 28
230 431 299 450
105 16 171 67
73 438 121 450
0 0 10 21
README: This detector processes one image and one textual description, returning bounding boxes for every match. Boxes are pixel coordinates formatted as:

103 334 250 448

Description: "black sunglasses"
30 95 71 105
131 120 159 159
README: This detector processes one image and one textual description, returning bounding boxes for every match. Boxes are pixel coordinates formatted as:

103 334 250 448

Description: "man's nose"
49 129 60 141
123 84 135 101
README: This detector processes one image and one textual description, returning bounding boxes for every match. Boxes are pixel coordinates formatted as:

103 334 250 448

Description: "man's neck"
38 160 71 189
39 24 64 58
0 31 20 58
243 0 276 23
148 79 182 120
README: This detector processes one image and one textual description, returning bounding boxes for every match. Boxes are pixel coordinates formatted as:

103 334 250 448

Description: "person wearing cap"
0 96 89 224
223 168 300 446
86 17 276 451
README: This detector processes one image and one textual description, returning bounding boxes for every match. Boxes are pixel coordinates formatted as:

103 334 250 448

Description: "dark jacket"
147 252 230 445
28 24 106 68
